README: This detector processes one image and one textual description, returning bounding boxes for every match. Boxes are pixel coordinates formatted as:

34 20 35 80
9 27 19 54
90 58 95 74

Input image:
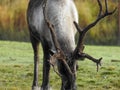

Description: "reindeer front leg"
41 45 51 90
30 34 40 90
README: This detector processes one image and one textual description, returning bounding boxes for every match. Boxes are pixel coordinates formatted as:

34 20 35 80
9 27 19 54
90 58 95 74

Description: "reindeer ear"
49 49 56 55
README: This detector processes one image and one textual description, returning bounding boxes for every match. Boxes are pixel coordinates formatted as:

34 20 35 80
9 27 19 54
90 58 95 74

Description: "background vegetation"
0 0 119 45
0 0 29 41
0 41 120 90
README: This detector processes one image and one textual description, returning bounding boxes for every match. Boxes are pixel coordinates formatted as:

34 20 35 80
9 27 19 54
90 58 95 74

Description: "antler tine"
97 0 102 17
73 21 85 58
73 21 82 33
105 0 108 13
104 0 117 15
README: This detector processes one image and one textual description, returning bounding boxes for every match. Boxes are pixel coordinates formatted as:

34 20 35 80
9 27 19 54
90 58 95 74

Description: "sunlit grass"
0 41 120 90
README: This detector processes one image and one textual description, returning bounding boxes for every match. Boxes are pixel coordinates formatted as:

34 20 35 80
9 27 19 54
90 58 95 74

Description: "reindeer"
27 0 116 90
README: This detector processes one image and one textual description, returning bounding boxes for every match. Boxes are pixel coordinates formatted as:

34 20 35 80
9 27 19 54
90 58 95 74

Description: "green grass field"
0 41 120 90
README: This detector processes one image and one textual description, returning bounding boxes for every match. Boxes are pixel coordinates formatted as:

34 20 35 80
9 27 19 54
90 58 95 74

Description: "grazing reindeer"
27 0 116 90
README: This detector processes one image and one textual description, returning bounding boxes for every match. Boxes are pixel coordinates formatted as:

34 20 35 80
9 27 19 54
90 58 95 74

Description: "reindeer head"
43 0 116 89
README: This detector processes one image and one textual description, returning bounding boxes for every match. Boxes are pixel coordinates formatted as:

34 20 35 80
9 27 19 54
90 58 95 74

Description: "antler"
73 0 116 71
43 0 73 76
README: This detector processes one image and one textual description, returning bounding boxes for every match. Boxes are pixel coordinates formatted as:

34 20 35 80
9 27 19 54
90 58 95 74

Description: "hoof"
32 86 40 90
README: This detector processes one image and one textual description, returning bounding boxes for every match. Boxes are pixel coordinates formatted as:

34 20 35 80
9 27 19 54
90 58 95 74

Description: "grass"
0 41 120 90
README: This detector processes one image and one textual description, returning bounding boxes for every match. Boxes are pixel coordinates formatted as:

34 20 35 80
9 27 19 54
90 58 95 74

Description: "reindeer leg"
30 34 40 90
41 44 51 90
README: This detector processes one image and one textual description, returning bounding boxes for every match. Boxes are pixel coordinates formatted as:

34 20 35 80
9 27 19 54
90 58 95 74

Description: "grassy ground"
0 41 120 90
